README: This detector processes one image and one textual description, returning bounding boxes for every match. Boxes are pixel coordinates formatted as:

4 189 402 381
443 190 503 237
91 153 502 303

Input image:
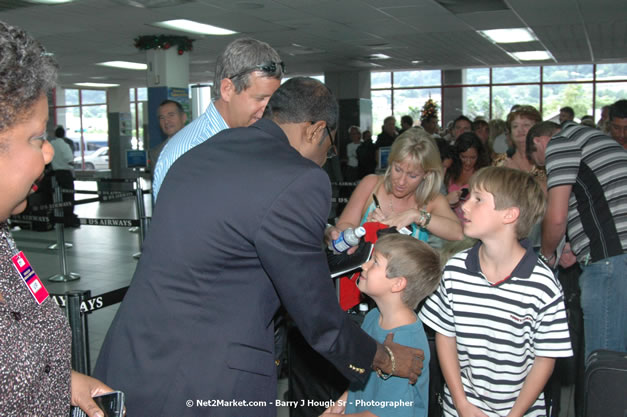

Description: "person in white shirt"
50 126 79 227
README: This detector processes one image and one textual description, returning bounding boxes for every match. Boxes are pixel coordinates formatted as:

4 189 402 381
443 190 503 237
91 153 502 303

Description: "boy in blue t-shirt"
322 234 441 417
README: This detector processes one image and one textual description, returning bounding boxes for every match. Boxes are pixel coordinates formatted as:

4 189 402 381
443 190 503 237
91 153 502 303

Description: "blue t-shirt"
345 308 429 417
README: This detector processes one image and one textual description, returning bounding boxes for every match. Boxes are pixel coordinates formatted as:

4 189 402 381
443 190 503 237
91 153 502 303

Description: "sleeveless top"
360 178 430 243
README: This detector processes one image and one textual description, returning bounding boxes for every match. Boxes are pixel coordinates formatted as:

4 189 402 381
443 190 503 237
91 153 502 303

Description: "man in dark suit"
94 78 424 417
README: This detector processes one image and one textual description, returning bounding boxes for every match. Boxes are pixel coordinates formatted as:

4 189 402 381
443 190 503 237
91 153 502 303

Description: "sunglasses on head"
229 61 285 80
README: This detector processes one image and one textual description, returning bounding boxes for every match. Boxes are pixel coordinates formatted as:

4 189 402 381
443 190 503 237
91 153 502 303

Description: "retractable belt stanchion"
132 174 147 259
52 287 128 376
48 176 80 282
66 290 91 375
47 175 72 250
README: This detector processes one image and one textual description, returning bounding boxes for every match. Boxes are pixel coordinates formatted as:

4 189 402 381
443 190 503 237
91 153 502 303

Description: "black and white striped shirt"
546 121 627 263
419 241 572 417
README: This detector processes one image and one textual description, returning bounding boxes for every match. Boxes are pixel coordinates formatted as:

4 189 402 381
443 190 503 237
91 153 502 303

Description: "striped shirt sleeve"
419 261 456 337
545 134 582 190
533 292 573 357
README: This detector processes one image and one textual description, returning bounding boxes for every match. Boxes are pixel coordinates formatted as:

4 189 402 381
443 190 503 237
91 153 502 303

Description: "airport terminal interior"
2 0 626 416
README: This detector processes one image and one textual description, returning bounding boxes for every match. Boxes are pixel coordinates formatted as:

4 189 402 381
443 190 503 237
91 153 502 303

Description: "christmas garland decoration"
421 98 439 121
134 35 194 55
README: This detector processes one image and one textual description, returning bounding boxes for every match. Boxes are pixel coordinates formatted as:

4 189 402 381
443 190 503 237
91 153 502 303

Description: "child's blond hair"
374 234 441 309
469 166 546 239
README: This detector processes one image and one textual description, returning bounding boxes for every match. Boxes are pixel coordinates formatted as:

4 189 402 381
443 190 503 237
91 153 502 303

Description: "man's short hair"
263 77 338 130
609 99 627 121
560 106 575 119
158 99 184 113
55 125 65 138
525 121 560 160
374 234 441 309
383 116 396 125
348 125 361 134
469 166 546 239
401 115 413 127
453 115 472 128
212 37 283 101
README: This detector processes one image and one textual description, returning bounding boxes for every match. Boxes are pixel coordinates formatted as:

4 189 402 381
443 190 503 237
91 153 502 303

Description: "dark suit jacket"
93 119 376 416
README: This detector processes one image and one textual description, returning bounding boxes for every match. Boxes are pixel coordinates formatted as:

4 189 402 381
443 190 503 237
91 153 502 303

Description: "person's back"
325 234 441 417
420 167 572 417
357 131 376 178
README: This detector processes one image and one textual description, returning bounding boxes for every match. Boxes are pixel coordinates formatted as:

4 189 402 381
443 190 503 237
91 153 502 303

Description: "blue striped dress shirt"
152 101 229 200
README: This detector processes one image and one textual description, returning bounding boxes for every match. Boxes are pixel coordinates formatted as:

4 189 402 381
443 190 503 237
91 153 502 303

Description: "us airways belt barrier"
10 176 150 283
50 286 129 375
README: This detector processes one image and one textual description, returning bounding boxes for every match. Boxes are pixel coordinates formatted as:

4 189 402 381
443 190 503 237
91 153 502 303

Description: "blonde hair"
383 129 443 207
375 234 441 309
469 166 546 239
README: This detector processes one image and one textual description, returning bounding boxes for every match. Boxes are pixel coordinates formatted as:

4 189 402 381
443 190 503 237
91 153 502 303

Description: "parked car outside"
74 146 109 170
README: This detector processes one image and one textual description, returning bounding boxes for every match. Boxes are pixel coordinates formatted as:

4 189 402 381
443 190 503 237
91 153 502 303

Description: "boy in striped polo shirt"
420 167 572 417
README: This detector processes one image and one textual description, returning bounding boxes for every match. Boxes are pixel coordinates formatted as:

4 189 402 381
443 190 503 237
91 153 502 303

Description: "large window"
371 70 442 135
130 87 147 150
55 88 108 157
371 63 627 132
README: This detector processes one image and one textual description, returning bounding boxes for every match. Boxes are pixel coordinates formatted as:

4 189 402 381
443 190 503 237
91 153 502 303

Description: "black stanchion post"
48 176 79 282
66 290 91 375
132 174 146 259
47 181 72 250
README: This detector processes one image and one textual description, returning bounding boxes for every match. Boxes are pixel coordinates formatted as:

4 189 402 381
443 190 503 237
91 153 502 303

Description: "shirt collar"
465 238 537 280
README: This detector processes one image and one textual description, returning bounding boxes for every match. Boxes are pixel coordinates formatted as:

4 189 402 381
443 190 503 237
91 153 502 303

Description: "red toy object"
337 222 389 311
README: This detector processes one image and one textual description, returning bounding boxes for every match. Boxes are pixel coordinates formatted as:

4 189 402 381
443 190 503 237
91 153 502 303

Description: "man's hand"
558 242 577 268
373 333 424 384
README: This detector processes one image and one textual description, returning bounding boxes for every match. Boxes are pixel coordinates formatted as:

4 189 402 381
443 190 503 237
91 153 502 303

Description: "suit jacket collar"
251 118 289 145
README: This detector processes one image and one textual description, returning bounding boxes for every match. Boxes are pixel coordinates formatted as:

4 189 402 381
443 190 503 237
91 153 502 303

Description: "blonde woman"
327 129 463 244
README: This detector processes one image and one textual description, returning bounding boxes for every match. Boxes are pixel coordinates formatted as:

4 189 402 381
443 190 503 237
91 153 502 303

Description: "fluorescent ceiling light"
98 61 147 70
152 19 238 35
75 82 120 88
369 53 390 60
509 51 553 61
24 0 75 3
479 28 537 44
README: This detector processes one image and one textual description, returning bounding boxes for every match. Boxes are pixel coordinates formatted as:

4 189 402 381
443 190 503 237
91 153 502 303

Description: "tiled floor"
10 178 578 417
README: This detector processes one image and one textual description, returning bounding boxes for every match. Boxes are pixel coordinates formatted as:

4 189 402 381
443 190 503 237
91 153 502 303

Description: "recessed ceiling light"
412 60 422 64
23 0 75 4
479 28 537 44
97 61 147 70
369 53 390 60
75 82 120 88
152 19 238 36
509 51 553 61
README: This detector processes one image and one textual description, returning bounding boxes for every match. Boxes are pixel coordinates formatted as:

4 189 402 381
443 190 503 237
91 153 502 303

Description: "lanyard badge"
11 251 49 305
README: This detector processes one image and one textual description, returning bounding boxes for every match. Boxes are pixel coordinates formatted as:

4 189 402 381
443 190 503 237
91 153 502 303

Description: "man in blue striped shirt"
152 38 283 200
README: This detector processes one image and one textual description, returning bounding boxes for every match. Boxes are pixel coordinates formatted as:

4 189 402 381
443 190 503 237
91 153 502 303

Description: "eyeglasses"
228 61 285 80
311 121 336 159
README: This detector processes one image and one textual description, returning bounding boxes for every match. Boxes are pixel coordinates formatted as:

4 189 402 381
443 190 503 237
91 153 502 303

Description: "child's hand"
457 400 489 417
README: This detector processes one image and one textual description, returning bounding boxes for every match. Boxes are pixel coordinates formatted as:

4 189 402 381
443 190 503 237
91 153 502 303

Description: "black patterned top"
0 222 71 416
